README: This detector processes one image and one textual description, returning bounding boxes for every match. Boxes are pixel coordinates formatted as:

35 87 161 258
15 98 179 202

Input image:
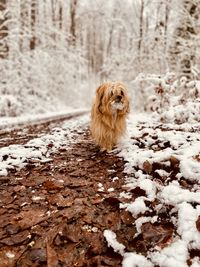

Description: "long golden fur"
90 82 130 151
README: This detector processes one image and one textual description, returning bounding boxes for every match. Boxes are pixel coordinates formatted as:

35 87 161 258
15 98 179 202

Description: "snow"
122 252 153 267
192 259 200 267
82 225 98 233
1 0 199 263
0 106 200 266
108 187 115 192
97 183 105 192
150 240 189 267
0 108 88 131
0 114 89 175
103 230 125 256
177 203 200 248
159 183 200 205
119 114 200 182
104 112 200 267
6 252 15 259
120 197 149 217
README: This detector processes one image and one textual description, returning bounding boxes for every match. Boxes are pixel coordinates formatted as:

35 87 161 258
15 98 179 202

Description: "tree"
70 0 77 45
168 0 200 79
0 0 8 58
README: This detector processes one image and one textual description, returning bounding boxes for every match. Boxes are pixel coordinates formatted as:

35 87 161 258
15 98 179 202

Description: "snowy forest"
0 0 199 117
1 1 200 266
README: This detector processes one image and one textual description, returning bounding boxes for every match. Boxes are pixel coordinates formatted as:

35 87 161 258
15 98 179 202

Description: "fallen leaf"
193 155 200 162
87 233 105 255
47 243 58 267
120 210 135 225
29 248 46 263
43 180 64 190
6 224 20 235
103 197 121 207
48 193 73 207
0 230 30 246
170 156 180 168
143 160 152 174
130 187 146 197
196 216 200 232
141 222 174 248
104 212 121 230
12 209 47 229
91 196 103 205
62 224 82 243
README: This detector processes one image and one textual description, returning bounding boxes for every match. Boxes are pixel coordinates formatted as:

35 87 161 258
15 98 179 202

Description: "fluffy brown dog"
91 82 130 151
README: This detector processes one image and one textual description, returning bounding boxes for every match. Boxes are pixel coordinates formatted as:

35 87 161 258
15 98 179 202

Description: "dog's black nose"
115 95 122 102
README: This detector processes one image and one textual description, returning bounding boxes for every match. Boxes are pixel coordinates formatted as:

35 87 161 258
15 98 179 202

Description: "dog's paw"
100 146 113 153
100 147 107 152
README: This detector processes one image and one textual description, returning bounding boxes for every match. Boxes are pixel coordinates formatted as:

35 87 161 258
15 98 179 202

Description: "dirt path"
0 111 87 148
0 117 131 267
1 114 200 267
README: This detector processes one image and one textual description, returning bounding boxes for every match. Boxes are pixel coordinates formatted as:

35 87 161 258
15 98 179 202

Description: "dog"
90 82 130 151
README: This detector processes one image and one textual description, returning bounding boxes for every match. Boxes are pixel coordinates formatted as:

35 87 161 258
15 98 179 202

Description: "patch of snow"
159 183 200 205
82 225 98 233
103 230 125 256
150 240 189 267
108 187 114 192
6 252 15 259
0 109 88 131
119 192 132 199
0 114 89 176
32 196 45 201
122 252 153 267
120 197 149 217
177 203 200 249
97 183 105 192
191 258 200 267
109 112 200 266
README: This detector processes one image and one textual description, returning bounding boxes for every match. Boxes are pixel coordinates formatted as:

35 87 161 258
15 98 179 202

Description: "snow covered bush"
132 73 200 123
0 46 92 117
0 94 22 117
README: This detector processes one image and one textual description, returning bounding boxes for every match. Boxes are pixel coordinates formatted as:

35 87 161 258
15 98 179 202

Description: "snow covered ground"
0 108 88 131
0 113 89 176
104 113 200 267
0 111 200 266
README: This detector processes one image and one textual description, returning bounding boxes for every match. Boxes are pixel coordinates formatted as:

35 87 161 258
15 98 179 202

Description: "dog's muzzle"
112 100 124 111
115 95 122 103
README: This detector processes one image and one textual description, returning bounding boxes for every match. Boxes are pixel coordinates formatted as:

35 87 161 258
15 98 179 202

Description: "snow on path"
104 113 200 267
1 110 200 266
0 108 88 131
0 114 89 176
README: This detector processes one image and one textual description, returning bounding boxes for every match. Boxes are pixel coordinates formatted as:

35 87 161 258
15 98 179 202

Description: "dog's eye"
111 91 113 96
121 90 124 96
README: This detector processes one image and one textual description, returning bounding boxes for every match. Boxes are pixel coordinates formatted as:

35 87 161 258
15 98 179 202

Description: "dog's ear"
96 85 104 114
126 100 130 113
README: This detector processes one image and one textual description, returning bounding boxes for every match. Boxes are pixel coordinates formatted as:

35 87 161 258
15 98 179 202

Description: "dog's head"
96 82 129 115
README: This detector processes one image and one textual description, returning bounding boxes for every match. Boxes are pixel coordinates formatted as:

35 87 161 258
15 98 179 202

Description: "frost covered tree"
0 0 200 116
0 0 8 58
168 0 200 79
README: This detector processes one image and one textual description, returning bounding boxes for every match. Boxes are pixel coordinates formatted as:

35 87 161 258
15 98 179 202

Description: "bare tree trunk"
70 0 77 45
164 0 170 53
168 0 199 79
138 0 144 63
30 0 37 50
20 0 31 52
0 0 8 58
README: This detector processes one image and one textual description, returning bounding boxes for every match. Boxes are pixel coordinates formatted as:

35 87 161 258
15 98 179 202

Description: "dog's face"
96 82 129 115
